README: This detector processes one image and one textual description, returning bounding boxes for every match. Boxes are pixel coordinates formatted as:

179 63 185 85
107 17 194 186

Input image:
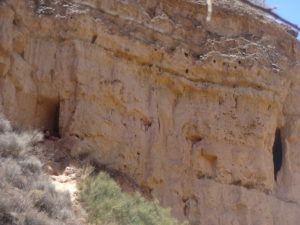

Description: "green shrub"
79 171 187 225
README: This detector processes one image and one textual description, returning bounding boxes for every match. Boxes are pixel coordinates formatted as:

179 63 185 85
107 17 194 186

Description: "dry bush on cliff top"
0 114 81 225
79 170 187 225
249 0 265 6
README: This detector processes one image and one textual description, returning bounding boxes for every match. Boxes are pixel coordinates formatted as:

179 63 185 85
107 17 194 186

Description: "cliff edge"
1 0 300 224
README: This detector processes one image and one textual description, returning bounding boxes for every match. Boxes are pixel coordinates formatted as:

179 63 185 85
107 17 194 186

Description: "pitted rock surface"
1 0 300 224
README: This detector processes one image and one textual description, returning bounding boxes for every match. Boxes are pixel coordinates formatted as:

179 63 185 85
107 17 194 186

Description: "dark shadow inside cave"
52 103 60 137
36 97 60 138
273 129 283 181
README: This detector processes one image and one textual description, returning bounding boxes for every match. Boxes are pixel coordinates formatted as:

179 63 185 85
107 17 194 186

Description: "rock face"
1 0 300 224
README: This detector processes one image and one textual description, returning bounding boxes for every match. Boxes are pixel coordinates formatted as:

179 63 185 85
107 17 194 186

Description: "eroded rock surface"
1 0 300 224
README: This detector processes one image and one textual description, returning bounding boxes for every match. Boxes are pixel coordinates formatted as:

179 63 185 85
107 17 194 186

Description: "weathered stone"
0 0 300 224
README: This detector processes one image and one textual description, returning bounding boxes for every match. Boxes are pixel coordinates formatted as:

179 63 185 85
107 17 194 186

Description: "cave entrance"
52 103 60 137
272 129 283 181
36 97 60 138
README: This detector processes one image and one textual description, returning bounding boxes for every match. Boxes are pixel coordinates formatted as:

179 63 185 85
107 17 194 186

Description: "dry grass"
0 114 187 225
0 114 81 225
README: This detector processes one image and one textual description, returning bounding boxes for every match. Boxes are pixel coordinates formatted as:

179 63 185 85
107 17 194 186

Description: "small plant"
0 134 22 158
249 0 266 6
79 171 187 225
0 114 12 133
0 115 81 225
24 210 53 225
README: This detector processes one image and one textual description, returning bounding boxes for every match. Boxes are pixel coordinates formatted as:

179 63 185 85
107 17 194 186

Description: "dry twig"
239 0 300 32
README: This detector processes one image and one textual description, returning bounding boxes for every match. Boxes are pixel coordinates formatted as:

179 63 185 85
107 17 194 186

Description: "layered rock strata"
1 0 300 224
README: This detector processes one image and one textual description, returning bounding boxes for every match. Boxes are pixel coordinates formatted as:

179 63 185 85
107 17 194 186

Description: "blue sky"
266 0 300 38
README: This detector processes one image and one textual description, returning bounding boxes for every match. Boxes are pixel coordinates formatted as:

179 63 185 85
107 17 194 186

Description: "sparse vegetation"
249 0 265 6
0 114 80 225
79 170 187 225
0 114 188 225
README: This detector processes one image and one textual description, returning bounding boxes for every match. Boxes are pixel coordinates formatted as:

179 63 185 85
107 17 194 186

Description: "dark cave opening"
36 97 60 138
52 103 60 137
272 129 283 181
91 34 98 44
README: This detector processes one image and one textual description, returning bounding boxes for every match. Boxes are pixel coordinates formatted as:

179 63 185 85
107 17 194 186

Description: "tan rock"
1 0 300 224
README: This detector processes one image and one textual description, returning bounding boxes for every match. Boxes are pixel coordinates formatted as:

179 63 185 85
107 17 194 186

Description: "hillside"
1 0 300 224
0 114 183 225
0 115 83 225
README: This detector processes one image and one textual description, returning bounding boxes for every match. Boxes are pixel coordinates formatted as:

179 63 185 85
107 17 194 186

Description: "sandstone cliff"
1 0 300 224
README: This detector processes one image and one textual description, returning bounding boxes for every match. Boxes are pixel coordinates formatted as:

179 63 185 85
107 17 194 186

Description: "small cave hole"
232 180 242 186
238 60 242 65
91 35 98 44
213 59 216 63
268 105 272 111
187 135 203 145
13 18 19 26
52 104 60 138
185 69 189 74
20 51 25 59
50 69 54 78
196 172 205 179
273 129 283 181
167 47 176 53
184 52 188 57
142 119 152 131
147 7 156 19
218 96 224 105
182 197 189 217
